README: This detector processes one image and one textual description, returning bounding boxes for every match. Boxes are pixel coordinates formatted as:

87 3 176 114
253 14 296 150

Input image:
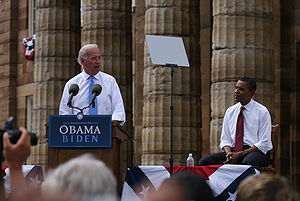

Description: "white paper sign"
146 35 190 67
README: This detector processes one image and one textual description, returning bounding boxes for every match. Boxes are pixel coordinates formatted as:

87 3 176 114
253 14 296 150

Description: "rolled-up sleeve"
111 78 126 125
59 83 72 115
254 110 273 154
219 110 233 149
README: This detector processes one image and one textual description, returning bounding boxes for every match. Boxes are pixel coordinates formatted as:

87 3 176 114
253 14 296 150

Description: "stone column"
81 1 132 131
0 0 18 124
200 0 212 156
142 0 201 165
81 0 133 172
133 0 146 165
31 0 81 166
286 0 300 189
211 0 274 152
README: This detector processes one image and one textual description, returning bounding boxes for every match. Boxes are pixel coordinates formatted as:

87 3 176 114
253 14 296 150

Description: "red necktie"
235 106 245 152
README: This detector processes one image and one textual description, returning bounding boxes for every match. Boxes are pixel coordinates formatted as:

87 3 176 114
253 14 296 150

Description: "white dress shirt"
59 71 126 125
219 99 272 154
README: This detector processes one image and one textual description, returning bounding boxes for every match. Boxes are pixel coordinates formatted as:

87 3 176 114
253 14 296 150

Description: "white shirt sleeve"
110 78 126 125
219 109 234 149
59 82 73 115
253 110 273 154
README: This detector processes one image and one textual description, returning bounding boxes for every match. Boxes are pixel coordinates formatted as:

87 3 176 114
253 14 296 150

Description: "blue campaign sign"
48 115 112 148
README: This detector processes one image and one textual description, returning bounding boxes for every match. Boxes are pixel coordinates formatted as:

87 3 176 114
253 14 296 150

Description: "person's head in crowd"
236 173 300 201
77 44 101 76
147 171 214 201
235 77 256 105
41 154 118 201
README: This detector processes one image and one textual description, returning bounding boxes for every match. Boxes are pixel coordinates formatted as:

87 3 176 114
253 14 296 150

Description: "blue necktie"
88 76 98 115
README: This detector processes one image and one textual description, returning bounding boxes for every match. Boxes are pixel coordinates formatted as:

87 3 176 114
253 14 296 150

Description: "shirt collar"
83 71 101 80
239 99 253 111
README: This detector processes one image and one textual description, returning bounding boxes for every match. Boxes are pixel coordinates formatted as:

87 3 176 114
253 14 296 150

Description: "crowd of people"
1 128 299 201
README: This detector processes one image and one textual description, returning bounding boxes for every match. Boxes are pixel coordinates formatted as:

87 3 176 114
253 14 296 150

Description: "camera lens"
29 132 38 145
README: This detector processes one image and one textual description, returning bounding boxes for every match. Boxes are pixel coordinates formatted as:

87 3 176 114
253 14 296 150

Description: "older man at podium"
59 44 125 126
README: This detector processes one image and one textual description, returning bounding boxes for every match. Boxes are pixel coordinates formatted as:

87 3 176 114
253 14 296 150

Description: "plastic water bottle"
186 153 194 166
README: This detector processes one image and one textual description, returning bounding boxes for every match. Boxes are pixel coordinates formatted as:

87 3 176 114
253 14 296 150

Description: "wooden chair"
261 124 279 173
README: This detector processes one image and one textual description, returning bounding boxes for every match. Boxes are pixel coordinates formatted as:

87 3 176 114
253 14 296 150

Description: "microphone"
90 84 102 108
67 84 79 108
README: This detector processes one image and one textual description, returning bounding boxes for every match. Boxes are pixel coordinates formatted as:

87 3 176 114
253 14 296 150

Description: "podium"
47 115 130 192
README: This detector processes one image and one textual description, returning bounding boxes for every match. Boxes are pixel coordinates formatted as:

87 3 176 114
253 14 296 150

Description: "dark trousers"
198 147 270 167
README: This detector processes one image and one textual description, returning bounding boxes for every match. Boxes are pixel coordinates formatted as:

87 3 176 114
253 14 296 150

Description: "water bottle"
186 153 194 166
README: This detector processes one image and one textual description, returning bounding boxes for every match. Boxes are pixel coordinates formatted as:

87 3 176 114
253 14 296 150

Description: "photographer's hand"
3 127 31 167
3 127 31 196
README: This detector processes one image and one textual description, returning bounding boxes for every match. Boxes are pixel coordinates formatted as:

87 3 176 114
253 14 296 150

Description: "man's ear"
80 58 85 64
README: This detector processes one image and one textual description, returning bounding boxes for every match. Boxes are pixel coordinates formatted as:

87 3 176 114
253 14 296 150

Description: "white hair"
42 154 118 201
77 44 99 65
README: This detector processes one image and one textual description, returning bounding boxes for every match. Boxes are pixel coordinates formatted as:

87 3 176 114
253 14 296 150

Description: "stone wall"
31 0 81 167
0 0 18 124
16 0 34 130
280 0 300 189
132 0 145 164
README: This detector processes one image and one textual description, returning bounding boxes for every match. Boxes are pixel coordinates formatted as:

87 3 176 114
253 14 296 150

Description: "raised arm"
3 127 31 197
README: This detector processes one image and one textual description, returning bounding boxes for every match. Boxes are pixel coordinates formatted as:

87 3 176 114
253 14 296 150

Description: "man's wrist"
222 146 232 154
224 150 231 155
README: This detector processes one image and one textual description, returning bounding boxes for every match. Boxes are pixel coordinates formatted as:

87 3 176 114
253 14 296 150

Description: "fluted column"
81 1 132 132
200 0 212 156
81 0 132 172
211 0 274 152
31 0 81 166
133 0 146 165
142 0 200 165
283 0 300 189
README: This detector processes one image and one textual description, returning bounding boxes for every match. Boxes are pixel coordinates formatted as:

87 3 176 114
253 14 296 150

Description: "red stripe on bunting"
164 165 222 180
1 165 8 177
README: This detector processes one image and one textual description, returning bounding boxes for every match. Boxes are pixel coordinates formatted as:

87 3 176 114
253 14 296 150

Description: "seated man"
199 77 272 167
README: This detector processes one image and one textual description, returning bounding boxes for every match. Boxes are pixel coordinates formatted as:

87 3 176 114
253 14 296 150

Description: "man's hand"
3 127 31 168
3 127 31 196
224 151 243 164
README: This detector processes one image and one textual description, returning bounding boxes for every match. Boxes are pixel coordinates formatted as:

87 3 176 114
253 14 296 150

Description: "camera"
0 116 38 146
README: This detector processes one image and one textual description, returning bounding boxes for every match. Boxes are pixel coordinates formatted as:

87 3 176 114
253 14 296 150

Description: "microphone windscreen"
69 84 79 96
92 84 102 96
